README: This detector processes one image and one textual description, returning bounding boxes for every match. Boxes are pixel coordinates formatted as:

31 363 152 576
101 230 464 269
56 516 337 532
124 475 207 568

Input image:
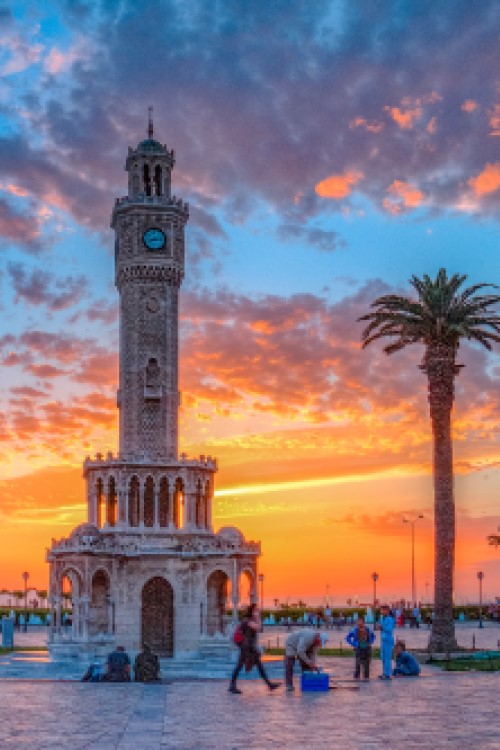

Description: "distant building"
47 116 260 660
0 589 49 609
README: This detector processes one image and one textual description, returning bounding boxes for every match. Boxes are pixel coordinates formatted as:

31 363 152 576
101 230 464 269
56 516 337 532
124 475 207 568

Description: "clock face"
143 228 166 250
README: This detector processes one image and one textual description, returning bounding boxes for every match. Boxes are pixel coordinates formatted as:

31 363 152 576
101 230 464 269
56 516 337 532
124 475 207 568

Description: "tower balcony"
83 451 218 472
113 194 189 211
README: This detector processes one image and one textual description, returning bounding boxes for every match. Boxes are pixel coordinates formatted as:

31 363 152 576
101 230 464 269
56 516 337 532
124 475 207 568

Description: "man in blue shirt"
378 604 395 680
393 640 421 677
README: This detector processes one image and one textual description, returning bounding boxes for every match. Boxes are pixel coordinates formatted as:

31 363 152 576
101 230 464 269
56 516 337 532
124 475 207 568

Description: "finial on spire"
148 106 154 139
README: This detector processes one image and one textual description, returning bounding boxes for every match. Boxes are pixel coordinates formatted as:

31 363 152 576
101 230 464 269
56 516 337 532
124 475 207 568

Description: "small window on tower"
143 164 151 196
155 165 162 196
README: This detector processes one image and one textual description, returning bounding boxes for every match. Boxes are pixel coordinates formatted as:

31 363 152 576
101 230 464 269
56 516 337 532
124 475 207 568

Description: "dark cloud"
277 223 346 253
8 262 88 311
0 198 41 251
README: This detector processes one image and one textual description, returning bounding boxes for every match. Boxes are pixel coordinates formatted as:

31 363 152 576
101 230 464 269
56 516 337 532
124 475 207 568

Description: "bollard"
472 634 476 651
1 616 14 648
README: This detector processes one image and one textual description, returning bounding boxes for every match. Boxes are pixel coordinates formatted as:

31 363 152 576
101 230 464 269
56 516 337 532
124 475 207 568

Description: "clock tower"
112 113 186 461
47 116 260 664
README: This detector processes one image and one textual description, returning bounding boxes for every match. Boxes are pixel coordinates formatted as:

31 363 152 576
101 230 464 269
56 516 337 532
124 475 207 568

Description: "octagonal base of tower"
47 503 260 662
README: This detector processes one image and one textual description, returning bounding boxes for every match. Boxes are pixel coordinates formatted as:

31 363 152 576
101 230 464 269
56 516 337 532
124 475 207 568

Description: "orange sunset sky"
1 1 500 604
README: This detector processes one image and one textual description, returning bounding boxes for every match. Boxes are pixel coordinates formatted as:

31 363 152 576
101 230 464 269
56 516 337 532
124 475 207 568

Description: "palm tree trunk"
422 344 459 653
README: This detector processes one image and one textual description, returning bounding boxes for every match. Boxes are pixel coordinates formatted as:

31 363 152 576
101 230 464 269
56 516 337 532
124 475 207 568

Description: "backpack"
233 624 244 645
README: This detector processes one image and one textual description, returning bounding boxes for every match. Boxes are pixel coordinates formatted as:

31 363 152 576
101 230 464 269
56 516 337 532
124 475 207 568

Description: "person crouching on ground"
134 643 161 683
378 604 395 680
284 630 328 692
393 640 421 677
229 603 281 694
346 616 375 680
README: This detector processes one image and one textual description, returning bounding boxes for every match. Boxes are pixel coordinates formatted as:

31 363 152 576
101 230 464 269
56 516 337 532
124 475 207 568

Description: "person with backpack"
346 616 375 679
229 603 281 694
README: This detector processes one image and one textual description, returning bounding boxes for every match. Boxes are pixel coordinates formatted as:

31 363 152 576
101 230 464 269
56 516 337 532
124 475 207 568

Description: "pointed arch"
154 165 162 196
173 477 184 529
128 476 140 527
107 476 117 527
96 478 104 528
195 479 203 528
159 477 169 527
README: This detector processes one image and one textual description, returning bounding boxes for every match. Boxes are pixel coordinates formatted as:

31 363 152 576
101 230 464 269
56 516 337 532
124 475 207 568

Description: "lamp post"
477 571 485 629
371 572 379 608
258 573 264 631
22 571 29 632
403 514 424 606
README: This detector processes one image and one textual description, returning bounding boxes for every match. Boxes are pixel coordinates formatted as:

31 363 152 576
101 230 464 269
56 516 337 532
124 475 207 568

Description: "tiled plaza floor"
0 668 498 750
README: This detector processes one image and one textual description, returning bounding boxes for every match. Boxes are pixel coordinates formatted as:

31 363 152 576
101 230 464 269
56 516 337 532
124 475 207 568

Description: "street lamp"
258 573 264 631
371 572 379 608
403 514 424 606
477 571 485 629
22 571 29 633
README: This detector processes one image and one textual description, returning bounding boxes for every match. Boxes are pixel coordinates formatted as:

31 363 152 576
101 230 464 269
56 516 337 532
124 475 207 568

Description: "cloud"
276 224 346 253
8 262 88 311
315 170 364 200
469 162 500 196
0 198 41 250
382 180 425 214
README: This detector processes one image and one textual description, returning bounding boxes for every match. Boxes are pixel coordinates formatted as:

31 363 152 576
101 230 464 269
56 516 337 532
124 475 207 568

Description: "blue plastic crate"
300 671 330 692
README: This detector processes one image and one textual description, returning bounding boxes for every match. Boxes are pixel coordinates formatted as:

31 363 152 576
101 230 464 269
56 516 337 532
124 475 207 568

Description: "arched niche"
141 577 174 657
206 570 229 636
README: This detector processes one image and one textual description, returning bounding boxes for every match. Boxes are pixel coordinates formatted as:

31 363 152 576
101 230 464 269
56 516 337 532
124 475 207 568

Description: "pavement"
0 623 498 749
0 667 498 749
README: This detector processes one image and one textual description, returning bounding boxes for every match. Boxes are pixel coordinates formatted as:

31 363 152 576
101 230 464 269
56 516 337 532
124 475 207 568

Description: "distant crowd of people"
81 602 420 689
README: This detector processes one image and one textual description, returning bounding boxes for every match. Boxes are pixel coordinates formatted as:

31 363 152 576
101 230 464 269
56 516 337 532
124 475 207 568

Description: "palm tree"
359 269 500 652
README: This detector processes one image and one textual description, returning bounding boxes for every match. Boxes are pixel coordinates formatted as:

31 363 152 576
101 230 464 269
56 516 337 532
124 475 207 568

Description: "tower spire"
148 106 154 139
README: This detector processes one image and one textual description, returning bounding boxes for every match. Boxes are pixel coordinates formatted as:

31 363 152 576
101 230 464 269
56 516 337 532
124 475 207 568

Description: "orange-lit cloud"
489 104 500 136
315 170 364 199
469 162 500 196
385 105 423 130
349 117 384 133
462 99 478 113
382 179 424 214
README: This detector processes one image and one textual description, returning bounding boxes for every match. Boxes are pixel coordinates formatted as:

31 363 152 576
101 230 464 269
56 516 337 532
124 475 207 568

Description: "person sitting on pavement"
284 629 328 692
103 645 131 682
134 643 161 683
81 662 104 682
346 616 375 680
393 640 421 677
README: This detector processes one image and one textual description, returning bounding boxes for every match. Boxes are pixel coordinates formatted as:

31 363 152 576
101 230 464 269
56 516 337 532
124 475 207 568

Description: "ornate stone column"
154 490 159 529
72 596 80 639
231 559 240 624
81 595 90 641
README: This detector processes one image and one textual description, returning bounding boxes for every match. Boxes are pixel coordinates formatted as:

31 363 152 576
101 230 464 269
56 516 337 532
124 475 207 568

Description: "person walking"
284 629 328 692
378 604 395 680
346 616 375 679
229 603 281 694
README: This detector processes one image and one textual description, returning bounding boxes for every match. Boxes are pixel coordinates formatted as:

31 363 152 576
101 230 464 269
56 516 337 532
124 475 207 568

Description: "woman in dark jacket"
229 603 281 694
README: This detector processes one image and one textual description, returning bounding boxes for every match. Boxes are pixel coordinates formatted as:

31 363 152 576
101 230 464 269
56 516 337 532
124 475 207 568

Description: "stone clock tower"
47 116 260 666
113 121 185 462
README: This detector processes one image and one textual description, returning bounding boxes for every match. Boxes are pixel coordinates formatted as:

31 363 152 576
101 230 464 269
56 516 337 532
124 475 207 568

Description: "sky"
1 0 500 604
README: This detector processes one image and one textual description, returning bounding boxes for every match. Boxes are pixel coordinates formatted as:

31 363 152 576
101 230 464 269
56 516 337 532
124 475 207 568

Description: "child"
393 640 421 677
346 616 375 679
